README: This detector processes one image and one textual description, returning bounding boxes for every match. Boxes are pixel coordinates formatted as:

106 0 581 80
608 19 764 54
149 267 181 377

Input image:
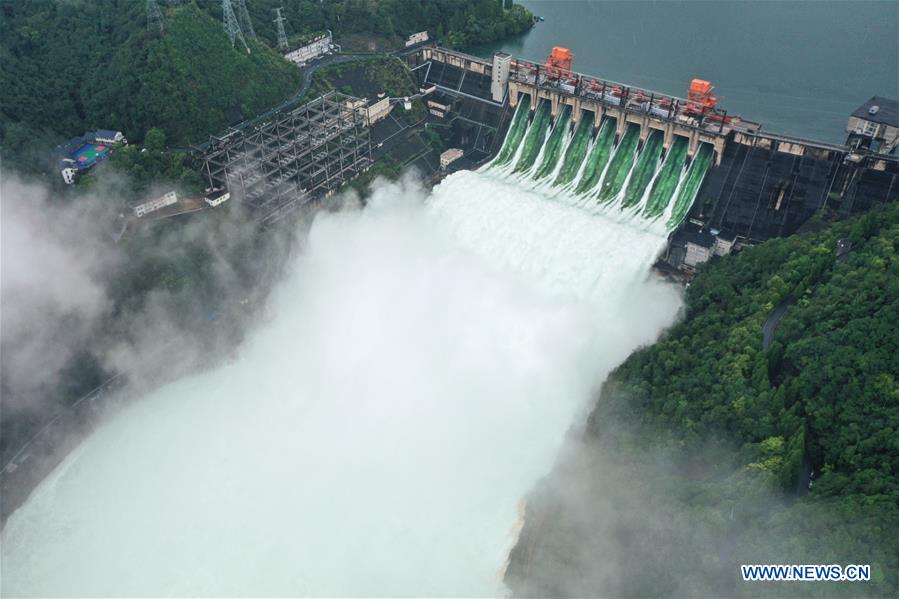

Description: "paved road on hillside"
762 295 795 350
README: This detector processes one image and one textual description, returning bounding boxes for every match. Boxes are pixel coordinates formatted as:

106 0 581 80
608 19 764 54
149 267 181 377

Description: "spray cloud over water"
2 169 681 595
1 179 114 412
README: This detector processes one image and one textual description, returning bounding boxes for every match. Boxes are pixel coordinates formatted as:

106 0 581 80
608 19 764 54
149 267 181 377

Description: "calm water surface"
470 1 898 144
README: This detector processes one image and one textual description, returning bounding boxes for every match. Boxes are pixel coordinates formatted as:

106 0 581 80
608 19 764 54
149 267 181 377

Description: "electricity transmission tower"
273 7 288 51
235 0 256 39
222 0 250 52
147 0 164 34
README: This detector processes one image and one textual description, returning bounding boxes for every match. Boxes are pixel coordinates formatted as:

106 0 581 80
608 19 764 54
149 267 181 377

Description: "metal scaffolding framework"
198 92 372 223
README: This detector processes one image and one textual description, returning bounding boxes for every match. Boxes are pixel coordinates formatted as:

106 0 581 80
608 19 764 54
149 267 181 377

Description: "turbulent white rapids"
1 168 681 596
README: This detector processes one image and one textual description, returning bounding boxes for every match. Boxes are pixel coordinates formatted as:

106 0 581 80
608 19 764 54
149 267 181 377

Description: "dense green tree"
0 0 531 175
143 128 166 153
589 203 899 593
510 203 899 596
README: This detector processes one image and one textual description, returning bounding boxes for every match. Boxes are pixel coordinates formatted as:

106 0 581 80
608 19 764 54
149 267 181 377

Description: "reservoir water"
471 0 899 144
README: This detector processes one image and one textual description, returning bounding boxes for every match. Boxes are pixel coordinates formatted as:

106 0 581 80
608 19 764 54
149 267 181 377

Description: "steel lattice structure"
198 92 372 223
235 0 256 39
273 7 288 51
222 0 249 51
147 0 164 34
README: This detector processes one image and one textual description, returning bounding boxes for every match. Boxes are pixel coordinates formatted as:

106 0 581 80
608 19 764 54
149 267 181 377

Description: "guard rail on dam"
194 91 372 224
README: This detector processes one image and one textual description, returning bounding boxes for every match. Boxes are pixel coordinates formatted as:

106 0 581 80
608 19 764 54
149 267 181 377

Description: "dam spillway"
534 105 572 180
622 129 664 209
644 136 688 219
411 44 899 250
554 110 594 187
597 123 641 205
494 99 714 230
575 116 615 195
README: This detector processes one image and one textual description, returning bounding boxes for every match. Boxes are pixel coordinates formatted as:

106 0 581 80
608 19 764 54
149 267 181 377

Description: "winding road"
762 295 795 351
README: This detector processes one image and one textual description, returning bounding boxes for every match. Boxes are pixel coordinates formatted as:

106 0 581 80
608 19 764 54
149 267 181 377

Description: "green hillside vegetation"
0 0 532 175
0 2 300 167
509 204 899 596
81 129 204 199
607 205 899 503
231 0 533 51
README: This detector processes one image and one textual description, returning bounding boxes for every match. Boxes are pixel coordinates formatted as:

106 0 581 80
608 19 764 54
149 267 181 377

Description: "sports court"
71 143 110 168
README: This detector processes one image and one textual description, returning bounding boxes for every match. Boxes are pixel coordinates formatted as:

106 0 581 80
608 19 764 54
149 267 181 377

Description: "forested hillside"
0 0 531 174
231 0 534 50
0 1 300 172
508 204 899 596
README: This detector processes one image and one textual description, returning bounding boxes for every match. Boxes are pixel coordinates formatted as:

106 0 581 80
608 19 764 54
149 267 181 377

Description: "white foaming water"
1 170 680 596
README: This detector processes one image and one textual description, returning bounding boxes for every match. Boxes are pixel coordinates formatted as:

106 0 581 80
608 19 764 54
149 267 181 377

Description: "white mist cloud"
1 171 682 596
0 177 115 408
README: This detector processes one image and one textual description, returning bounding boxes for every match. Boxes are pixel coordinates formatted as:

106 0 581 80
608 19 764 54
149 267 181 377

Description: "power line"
235 0 256 39
147 0 164 34
222 0 250 53
273 7 288 51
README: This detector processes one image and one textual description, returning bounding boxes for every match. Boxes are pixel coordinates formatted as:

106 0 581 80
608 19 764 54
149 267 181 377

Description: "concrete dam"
408 45 899 266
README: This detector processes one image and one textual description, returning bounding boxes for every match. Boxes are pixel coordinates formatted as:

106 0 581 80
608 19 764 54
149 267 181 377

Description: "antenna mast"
235 0 257 39
222 0 250 53
273 7 288 51
147 0 164 34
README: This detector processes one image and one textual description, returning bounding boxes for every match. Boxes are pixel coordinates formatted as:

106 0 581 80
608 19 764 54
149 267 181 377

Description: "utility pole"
147 0 164 34
222 0 250 53
236 0 257 39
273 7 289 51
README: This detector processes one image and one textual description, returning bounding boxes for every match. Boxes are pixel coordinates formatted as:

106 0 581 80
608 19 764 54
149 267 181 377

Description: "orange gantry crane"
544 46 574 79
686 79 718 114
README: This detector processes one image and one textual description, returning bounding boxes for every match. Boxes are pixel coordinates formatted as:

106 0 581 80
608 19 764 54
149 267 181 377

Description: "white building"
405 31 429 47
347 96 393 124
491 52 511 102
284 32 332 66
93 130 127 145
684 229 737 271
682 229 716 270
367 96 392 124
133 191 178 218
346 98 367 111
440 148 464 170
713 231 737 256
427 100 450 118
61 167 77 185
205 189 231 208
